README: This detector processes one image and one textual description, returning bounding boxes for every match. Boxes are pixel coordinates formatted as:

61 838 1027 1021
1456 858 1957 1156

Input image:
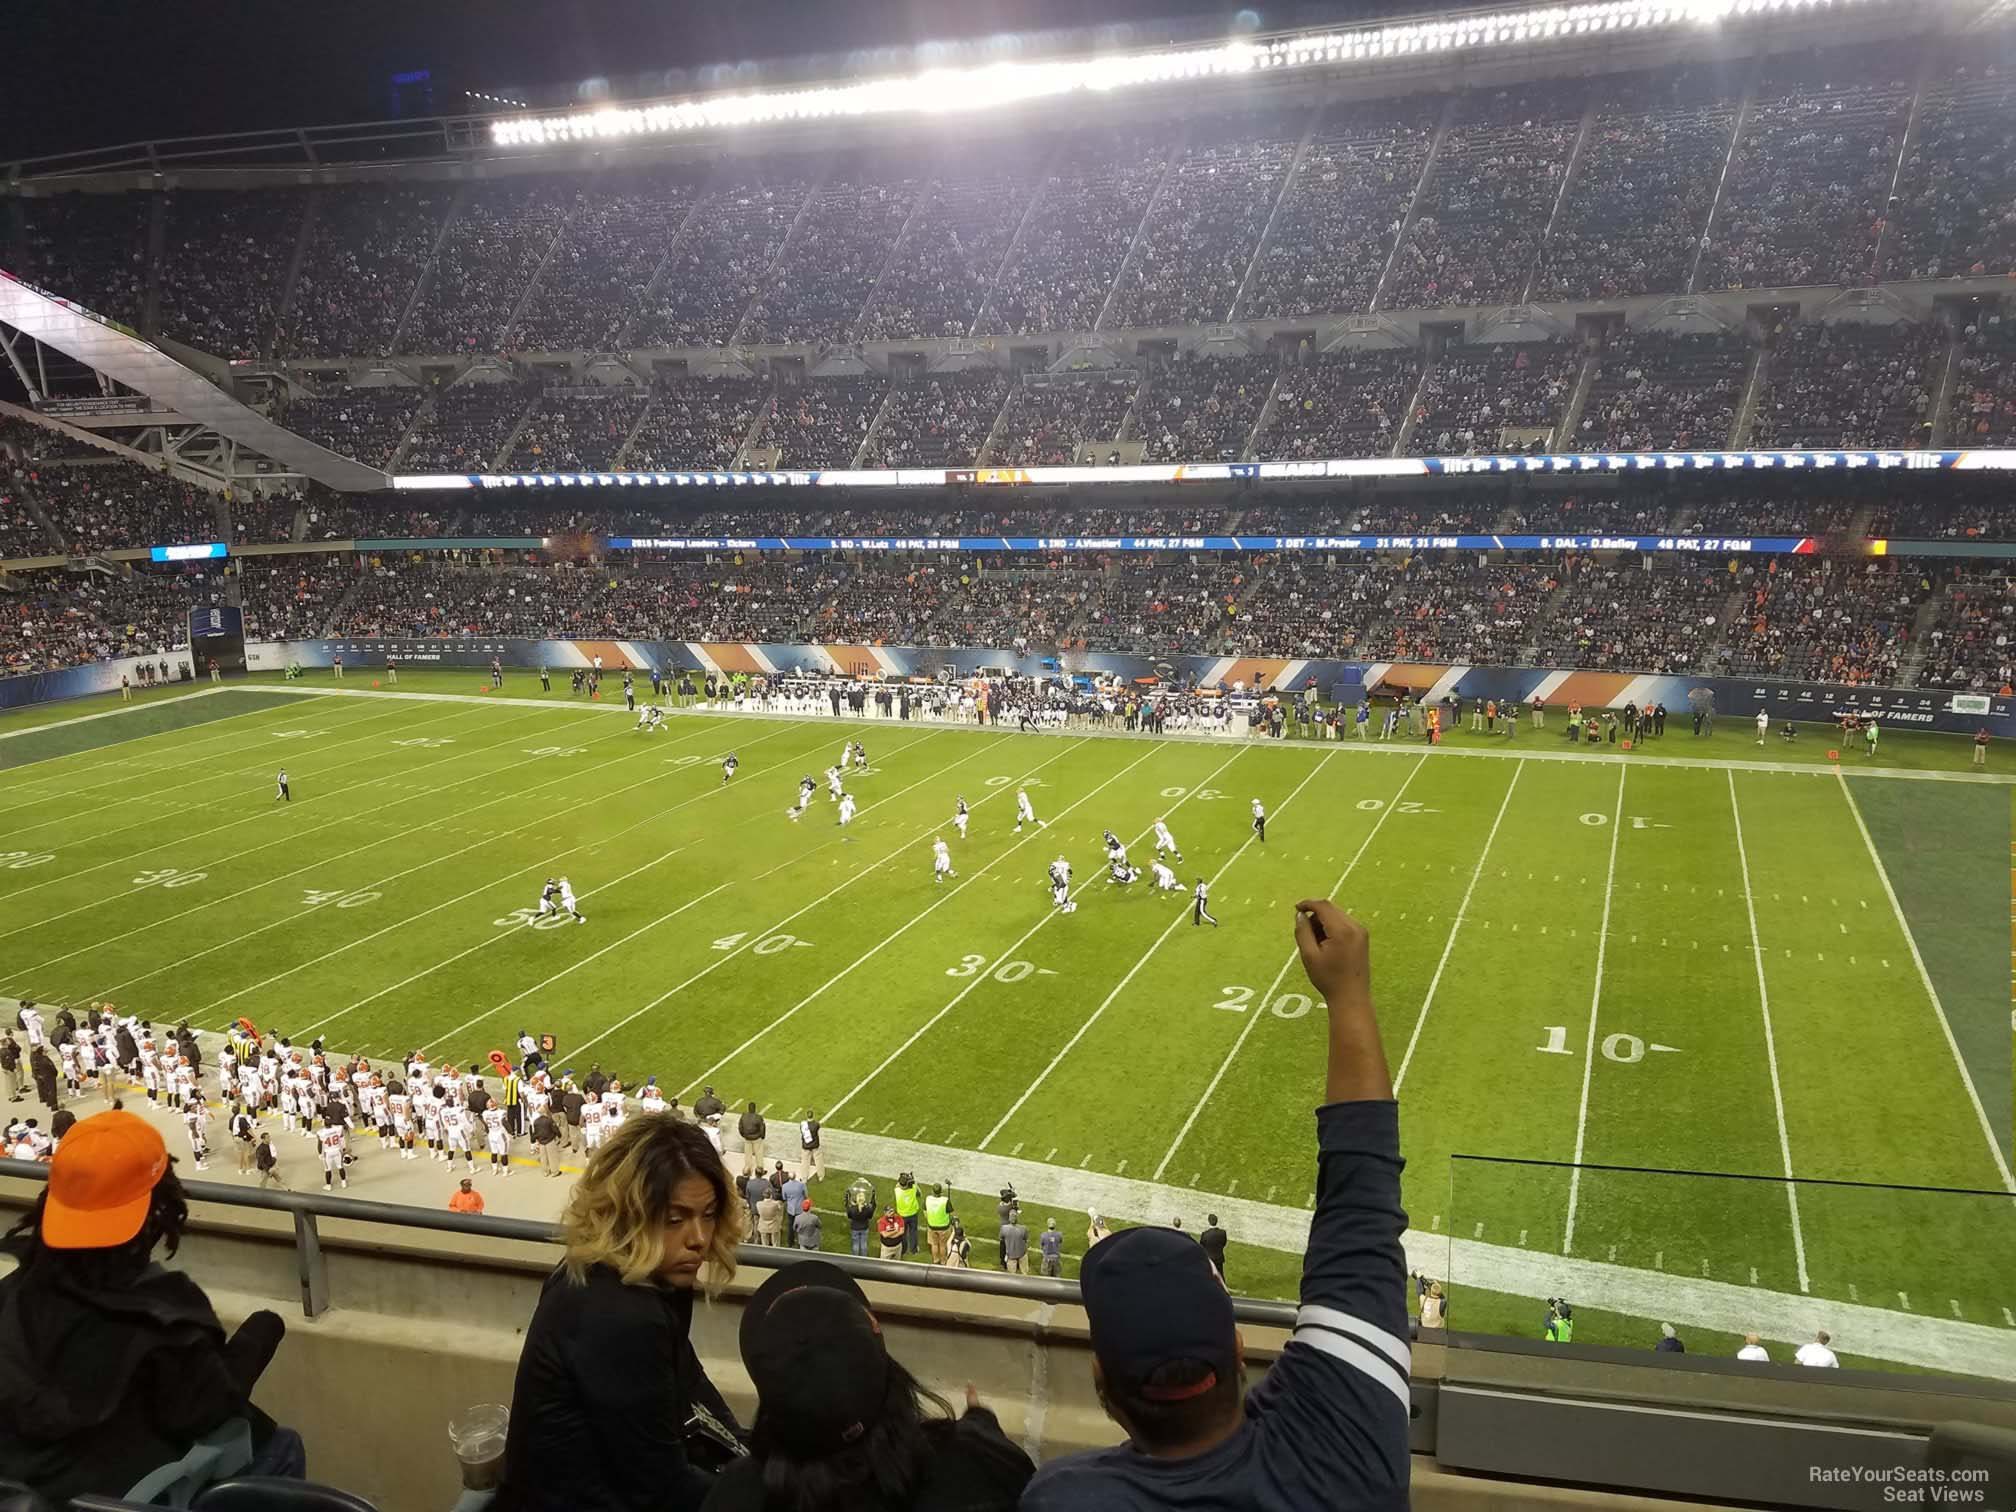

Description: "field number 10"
1537 1026 1662 1063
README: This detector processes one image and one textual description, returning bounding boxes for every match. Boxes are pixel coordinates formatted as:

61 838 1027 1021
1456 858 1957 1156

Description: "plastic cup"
448 1403 510 1490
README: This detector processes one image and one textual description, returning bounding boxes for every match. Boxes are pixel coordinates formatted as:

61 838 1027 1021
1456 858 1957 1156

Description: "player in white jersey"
1153 819 1183 862
182 1096 211 1171
638 1079 667 1115
171 1057 197 1112
789 774 817 821
57 1040 78 1096
1108 858 1141 885
954 796 969 838
580 1095 606 1150
481 1104 511 1175
825 767 844 803
388 1089 416 1158
601 1080 627 1130
443 1101 476 1173
932 837 956 883
312 1122 346 1189
536 877 586 925
1150 860 1182 892
837 792 857 828
1250 798 1267 843
1015 789 1041 833
1048 857 1076 913
839 740 854 772
636 704 665 731
416 1088 443 1158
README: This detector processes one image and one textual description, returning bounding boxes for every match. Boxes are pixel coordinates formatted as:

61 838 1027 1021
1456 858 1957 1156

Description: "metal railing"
0 1157 1299 1327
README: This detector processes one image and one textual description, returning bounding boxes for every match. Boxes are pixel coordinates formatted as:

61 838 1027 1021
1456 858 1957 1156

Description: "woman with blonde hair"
497 1113 746 1512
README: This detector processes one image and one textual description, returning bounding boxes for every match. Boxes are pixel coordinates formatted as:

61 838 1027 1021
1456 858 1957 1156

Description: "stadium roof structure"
2 0 1998 183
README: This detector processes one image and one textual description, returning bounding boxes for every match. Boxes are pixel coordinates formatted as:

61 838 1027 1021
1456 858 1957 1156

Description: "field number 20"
1213 984 1312 1019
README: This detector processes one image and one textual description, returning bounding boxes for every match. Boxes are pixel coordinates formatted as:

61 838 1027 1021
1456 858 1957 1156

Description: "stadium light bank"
488 0 1881 147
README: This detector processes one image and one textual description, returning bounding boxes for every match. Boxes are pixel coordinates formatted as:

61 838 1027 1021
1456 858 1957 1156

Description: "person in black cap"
698 1259 1032 1512
1022 897 1409 1511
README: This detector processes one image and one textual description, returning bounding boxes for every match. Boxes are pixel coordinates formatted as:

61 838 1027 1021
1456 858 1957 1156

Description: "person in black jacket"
0 1110 301 1502
28 1048 57 1113
497 1113 747 1512
699 1260 1032 1512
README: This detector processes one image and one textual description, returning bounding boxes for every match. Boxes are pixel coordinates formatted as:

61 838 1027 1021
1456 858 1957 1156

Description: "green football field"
3 673 2011 1373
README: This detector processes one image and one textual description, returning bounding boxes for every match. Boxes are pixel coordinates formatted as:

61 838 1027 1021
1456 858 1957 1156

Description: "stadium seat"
192 1480 380 1512
118 1420 254 1509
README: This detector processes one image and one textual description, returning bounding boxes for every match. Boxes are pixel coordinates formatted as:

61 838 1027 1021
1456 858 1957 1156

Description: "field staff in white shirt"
1192 878 1219 928
1795 1331 1839 1367
1755 709 1769 745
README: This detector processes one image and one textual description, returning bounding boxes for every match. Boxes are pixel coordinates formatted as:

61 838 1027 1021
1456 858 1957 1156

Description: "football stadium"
2 0 2015 1507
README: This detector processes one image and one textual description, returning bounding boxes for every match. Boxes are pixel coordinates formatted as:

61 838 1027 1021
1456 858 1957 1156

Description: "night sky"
9 0 1406 167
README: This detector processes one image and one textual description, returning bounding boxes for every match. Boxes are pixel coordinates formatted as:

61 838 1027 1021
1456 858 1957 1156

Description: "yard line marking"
429 730 972 1058
0 700 409 830
671 740 1106 1095
49 713 745 992
1394 759 1526 1091
1080 1155 1093 1169
0 706 560 950
296 726 943 1039
823 745 1251 1128
1115 1159 1128 1175
1726 771 1811 1293
1152 754 1429 1181
1839 771 2016 1193
205 721 816 1021
1562 763 1626 1257
1045 1148 1057 1161
980 748 1335 1151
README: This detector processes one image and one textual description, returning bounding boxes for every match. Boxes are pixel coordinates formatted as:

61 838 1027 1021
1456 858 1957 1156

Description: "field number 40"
1537 1026 1680 1062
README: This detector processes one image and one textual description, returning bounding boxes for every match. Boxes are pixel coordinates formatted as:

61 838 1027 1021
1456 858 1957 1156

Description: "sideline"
0 684 325 743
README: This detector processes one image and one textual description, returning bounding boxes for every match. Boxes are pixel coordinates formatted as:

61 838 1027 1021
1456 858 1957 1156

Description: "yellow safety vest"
925 1194 951 1230
894 1185 920 1218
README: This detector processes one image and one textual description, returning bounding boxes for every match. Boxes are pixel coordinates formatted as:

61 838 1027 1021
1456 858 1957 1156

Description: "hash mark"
1045 1148 1057 1161
944 1130 960 1145
1188 1173 1200 1187
1950 1299 1963 1318
1654 1250 1663 1270
1265 1185 1277 1202
1849 1284 1860 1301
1432 1214 1441 1232
1518 1229 1528 1247
1080 1155 1093 1169
1115 1159 1127 1174
914 1124 928 1139
2003 1308 2015 1328
1009 1142 1024 1157
1473 1221 1485 1238
1749 1267 1758 1285
880 1122 894 1134
1898 1292 1911 1311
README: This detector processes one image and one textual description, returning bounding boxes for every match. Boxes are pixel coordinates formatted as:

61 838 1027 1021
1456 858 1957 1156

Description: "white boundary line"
1392 757 1526 1092
1152 753 1430 1182
293 726 964 1042
0 697 412 831
63 714 767 996
420 728 977 1056
1563 763 1627 1255
979 748 1340 1151
0 701 495 907
672 738 1098 1097
0 705 559 949
1834 768 2016 1193
0 684 317 747
821 744 1253 1126
1727 769 1813 1293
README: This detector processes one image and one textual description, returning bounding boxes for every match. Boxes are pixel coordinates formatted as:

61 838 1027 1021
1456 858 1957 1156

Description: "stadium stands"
1949 312 2016 445
1750 320 1944 449
157 189 308 361
761 377 888 468
990 372 1139 465
740 157 920 345
629 172 814 347
1881 62 2016 281
855 148 1047 342
1571 330 1746 453
1410 341 1580 454
860 372 1010 469
624 377 767 471
283 385 424 470
401 180 574 354
13 193 150 333
506 387 651 470
1254 348 1420 460
285 186 455 360
1133 353 1277 463
1531 558 1733 673
1721 557 1932 684
509 171 705 351
400 381 535 474
1918 569 2015 691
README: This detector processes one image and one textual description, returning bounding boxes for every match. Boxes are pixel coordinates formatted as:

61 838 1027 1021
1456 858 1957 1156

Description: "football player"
1153 819 1183 863
953 796 970 839
1048 857 1075 913
932 837 956 883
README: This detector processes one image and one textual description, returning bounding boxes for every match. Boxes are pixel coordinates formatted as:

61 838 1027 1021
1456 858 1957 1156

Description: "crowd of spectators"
1236 97 1441 320
14 193 150 332
236 557 354 641
1917 570 2015 692
1134 353 1278 463
401 181 574 354
1721 556 1931 683
400 381 536 473
1362 557 1560 665
1879 64 2016 281
1698 47 1909 291
1676 491 1866 536
740 163 920 344
1411 341 1579 454
759 378 889 469
625 377 767 470
1949 312 2016 445
1219 554 1386 657
1255 347 1421 459
990 372 1139 465
1572 329 1745 452
1533 70 1739 300
856 151 1046 341
1531 558 1732 673
510 174 705 351
285 186 454 360
15 464 219 552
1383 87 1581 309
0 564 227 673
230 492 303 545
506 388 651 470
284 385 425 469
978 128 1174 335
1078 558 1247 654
1104 113 1300 329
860 372 1010 468
1497 493 1666 535
155 189 308 361
1750 320 1943 448
628 173 814 347
1887 492 2016 541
